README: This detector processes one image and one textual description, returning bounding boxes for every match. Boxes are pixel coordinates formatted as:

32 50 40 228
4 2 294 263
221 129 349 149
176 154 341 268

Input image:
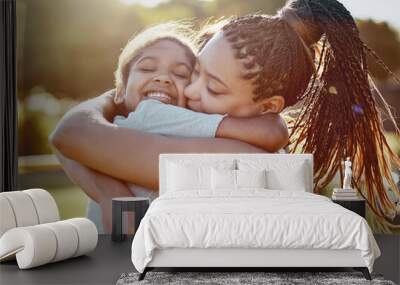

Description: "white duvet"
131 190 380 273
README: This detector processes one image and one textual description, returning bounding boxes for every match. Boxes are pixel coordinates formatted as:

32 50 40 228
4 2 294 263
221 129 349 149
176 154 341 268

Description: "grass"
47 186 88 220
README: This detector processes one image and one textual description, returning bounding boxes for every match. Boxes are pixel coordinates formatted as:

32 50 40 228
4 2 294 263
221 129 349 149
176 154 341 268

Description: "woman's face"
184 32 262 117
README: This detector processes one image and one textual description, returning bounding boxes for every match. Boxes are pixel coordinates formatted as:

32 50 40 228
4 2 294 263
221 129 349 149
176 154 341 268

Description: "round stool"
111 197 150 242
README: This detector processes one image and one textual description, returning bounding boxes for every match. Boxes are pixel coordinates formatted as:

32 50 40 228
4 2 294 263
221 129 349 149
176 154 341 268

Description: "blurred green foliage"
16 0 400 156
16 0 286 102
48 186 88 220
358 19 400 81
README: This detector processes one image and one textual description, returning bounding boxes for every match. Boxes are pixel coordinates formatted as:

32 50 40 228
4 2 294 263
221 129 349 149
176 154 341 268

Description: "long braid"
218 0 400 230
288 0 400 227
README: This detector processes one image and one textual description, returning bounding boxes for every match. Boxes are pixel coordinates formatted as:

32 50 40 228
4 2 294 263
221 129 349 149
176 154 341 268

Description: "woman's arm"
216 113 289 152
112 99 288 152
52 146 135 232
50 92 266 190
52 147 134 202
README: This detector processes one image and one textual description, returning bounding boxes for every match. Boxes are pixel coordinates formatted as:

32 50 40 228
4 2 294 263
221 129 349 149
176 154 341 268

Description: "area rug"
116 271 395 285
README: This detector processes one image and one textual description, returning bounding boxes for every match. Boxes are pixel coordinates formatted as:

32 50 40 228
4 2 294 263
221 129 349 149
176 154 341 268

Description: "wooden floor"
0 235 398 284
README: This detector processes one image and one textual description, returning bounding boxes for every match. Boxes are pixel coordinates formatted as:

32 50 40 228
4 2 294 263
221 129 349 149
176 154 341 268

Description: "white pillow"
236 169 267 189
238 159 308 191
211 168 236 190
266 166 307 191
211 168 268 190
166 160 236 192
167 162 210 191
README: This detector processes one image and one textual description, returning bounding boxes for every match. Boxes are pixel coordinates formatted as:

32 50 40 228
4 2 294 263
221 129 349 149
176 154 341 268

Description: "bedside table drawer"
332 200 365 218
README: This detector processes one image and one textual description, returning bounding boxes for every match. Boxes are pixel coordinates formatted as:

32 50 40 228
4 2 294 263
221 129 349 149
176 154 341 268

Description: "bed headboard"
159 153 314 195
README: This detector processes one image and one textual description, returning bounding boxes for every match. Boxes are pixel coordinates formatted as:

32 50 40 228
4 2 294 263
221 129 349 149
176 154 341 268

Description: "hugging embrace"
50 0 400 233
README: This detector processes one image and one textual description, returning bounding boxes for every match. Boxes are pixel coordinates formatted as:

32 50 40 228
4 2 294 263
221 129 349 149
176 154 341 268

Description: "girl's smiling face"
119 39 194 111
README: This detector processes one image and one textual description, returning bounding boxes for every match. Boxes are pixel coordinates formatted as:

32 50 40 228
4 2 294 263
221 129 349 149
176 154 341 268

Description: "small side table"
332 198 365 218
112 197 150 242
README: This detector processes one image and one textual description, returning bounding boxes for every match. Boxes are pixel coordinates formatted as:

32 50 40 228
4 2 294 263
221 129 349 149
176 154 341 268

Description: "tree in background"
358 19 400 82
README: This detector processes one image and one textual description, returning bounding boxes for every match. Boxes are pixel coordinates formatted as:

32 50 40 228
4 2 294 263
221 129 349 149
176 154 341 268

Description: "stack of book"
332 188 359 200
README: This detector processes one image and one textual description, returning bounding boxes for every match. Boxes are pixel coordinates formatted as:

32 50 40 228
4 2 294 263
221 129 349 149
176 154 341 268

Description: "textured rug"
116 271 395 285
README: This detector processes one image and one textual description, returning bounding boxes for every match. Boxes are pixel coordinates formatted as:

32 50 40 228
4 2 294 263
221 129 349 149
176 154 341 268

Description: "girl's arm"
50 91 266 190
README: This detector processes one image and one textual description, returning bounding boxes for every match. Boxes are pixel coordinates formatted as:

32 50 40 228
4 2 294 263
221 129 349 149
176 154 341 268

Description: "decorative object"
117 271 394 285
112 197 150 242
331 158 360 200
332 188 360 200
0 189 98 269
343 157 353 190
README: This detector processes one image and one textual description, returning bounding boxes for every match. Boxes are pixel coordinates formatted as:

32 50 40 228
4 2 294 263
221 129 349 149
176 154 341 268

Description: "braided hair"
204 0 400 230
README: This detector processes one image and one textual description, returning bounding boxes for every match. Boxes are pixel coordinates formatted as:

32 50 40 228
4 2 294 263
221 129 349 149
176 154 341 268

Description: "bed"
131 153 380 280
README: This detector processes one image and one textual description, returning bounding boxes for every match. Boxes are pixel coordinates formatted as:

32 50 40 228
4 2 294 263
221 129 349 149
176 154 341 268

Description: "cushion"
211 168 236 190
0 189 97 269
42 221 79 262
211 169 268 191
0 189 60 237
63 218 98 257
166 160 235 192
23 189 60 223
0 225 57 268
236 169 267 189
0 191 39 227
238 159 308 191
0 196 16 237
0 218 97 269
167 162 210 191
266 163 307 191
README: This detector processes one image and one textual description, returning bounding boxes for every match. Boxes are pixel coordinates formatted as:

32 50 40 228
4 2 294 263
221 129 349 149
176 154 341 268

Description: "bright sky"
119 0 168 8
339 0 400 29
119 0 400 29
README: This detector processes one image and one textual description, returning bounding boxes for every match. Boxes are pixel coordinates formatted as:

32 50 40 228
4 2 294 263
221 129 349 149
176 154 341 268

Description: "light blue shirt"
114 99 225 137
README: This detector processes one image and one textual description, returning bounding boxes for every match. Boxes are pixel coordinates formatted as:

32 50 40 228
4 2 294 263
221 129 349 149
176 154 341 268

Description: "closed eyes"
207 87 220 96
174 72 190 79
139 67 156 72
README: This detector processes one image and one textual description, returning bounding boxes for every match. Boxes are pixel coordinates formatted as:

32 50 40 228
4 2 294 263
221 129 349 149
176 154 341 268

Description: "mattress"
131 190 380 273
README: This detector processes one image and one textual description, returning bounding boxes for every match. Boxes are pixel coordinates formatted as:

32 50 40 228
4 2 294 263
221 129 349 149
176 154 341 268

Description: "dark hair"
208 0 400 230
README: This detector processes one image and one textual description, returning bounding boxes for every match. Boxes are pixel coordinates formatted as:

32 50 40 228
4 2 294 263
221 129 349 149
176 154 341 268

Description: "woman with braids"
51 0 400 231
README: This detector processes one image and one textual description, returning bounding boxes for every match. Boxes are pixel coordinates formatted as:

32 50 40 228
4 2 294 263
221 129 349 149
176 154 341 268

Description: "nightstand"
112 197 150 242
332 198 365 218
